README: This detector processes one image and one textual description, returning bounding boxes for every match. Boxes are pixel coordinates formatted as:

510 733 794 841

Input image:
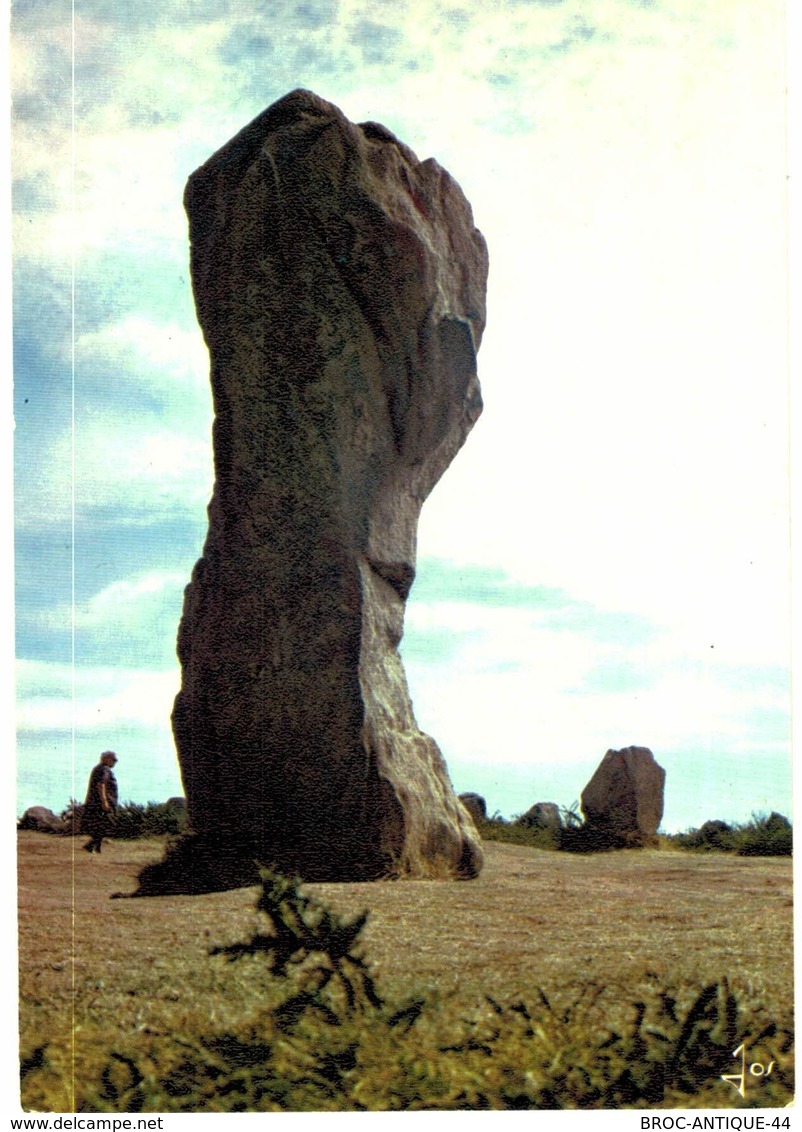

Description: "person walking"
81 750 119 854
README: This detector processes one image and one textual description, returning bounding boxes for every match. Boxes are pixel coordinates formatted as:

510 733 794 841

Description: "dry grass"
312 845 793 1006
18 831 794 1111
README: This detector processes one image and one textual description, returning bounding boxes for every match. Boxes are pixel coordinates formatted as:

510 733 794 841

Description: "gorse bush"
475 809 792 858
673 813 792 858
58 798 188 840
21 870 794 1112
474 816 561 851
108 799 188 840
475 813 641 854
210 870 383 1021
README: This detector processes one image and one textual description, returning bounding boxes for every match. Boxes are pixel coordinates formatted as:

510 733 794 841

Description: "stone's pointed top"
271 86 334 108
185 88 335 192
185 86 487 358
187 89 422 197
604 745 656 760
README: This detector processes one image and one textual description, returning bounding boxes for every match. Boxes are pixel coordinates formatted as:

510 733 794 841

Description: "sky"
9 0 792 834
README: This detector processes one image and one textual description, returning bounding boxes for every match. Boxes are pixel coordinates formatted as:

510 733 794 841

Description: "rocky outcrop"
18 807 68 834
459 793 487 823
580 746 665 847
516 802 562 832
164 90 487 888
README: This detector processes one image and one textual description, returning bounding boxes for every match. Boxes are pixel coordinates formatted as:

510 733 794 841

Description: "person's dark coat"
81 762 118 838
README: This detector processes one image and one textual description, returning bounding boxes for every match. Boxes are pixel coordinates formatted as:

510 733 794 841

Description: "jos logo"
720 1043 775 1098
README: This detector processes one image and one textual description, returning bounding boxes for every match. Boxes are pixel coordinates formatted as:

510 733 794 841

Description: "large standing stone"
169 90 487 886
580 746 665 847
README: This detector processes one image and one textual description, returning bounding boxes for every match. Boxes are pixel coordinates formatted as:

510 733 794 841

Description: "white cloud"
16 415 213 531
16 303 214 525
403 592 790 782
75 422 212 513
11 13 237 262
75 317 211 415
16 658 179 731
33 569 187 641
16 311 214 531
378 2 789 680
410 649 789 780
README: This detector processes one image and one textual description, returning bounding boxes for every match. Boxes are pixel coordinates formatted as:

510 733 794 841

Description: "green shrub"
672 813 792 857
127 799 186 839
479 808 792 858
23 871 793 1112
54 798 188 840
733 813 792 857
210 869 383 1019
109 800 188 840
475 812 629 854
474 816 560 851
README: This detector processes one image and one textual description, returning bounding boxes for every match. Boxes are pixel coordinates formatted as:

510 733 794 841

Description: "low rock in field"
18 807 68 834
459 793 487 822
515 802 562 831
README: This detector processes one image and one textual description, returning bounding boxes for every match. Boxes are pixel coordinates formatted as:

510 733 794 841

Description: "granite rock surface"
171 90 488 884
580 746 665 846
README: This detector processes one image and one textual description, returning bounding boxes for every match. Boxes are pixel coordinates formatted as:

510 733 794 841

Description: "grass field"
17 831 794 1112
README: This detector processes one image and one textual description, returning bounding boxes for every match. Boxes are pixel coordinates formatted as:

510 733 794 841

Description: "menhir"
580 746 666 848
169 90 488 886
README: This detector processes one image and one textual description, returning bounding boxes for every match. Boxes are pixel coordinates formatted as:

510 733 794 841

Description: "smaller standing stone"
580 746 665 847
